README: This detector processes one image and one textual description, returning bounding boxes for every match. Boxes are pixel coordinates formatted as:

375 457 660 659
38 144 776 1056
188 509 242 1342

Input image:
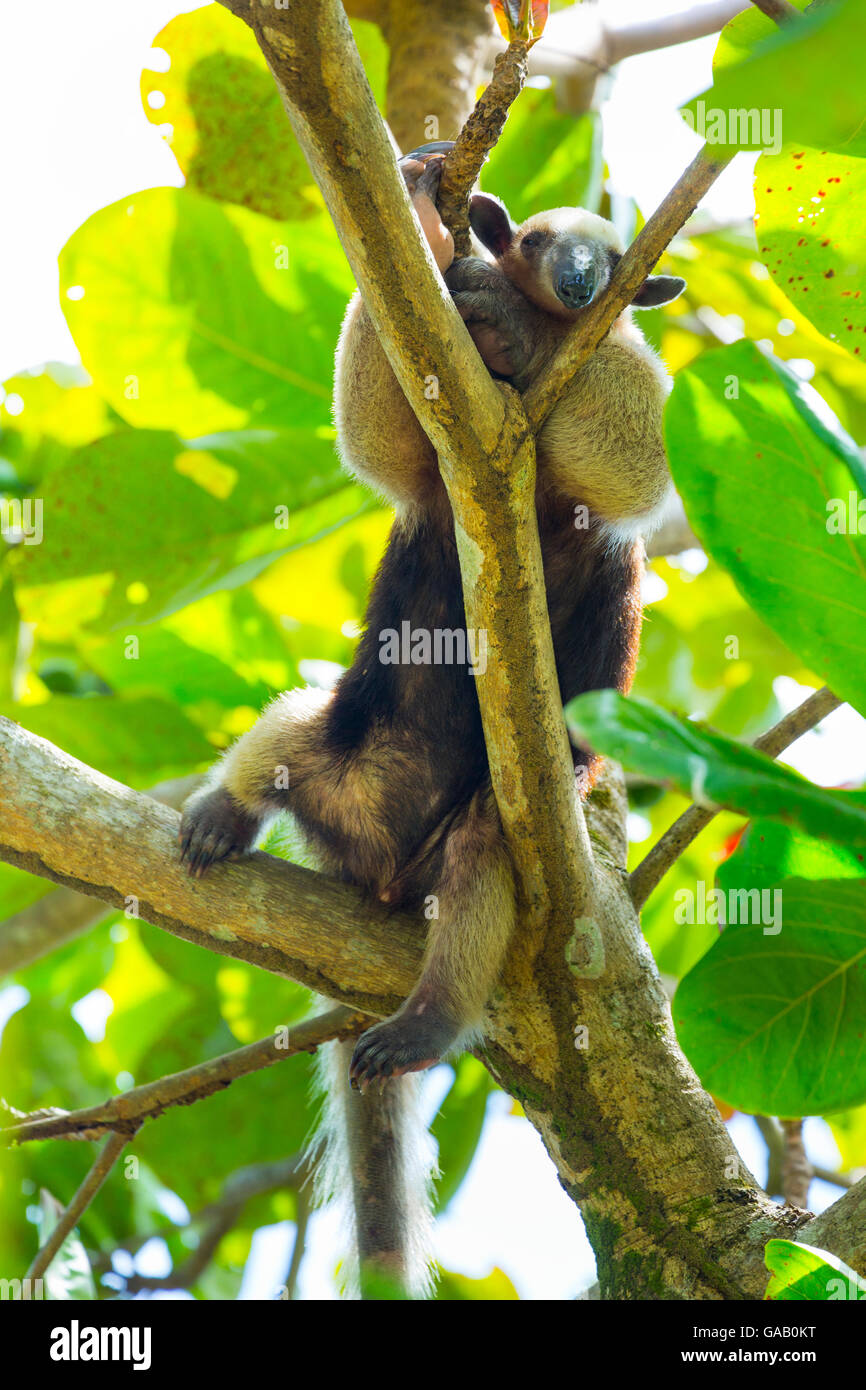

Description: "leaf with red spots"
756 146 866 357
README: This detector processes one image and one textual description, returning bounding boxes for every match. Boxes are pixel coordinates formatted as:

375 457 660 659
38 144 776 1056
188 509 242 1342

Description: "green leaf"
3 695 213 786
664 341 866 715
59 187 352 437
435 1265 520 1300
826 1103 866 1171
565 691 866 845
674 878 866 1115
765 1239 866 1301
432 1056 494 1213
143 7 387 220
37 1189 97 1300
11 427 368 631
0 365 115 489
683 0 866 157
717 818 866 897
661 227 866 443
482 87 602 222
756 145 866 355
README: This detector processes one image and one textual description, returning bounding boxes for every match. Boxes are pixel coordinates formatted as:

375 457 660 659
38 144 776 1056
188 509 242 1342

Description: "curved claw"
348 1010 457 1092
178 786 261 878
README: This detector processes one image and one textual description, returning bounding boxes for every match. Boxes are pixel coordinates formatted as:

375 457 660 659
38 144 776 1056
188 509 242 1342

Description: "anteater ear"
469 193 516 257
631 275 687 309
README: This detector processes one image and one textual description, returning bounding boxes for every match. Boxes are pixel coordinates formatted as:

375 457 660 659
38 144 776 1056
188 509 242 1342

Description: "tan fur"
333 294 438 509
404 785 517 1028
537 319 673 527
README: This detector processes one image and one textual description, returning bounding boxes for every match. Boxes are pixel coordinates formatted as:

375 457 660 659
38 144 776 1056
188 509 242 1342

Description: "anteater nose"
556 271 593 308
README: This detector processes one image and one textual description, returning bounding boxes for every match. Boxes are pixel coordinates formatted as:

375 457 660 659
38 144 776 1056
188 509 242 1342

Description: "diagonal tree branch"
1 1006 367 1145
629 685 843 909
26 1132 131 1282
798 1175 866 1276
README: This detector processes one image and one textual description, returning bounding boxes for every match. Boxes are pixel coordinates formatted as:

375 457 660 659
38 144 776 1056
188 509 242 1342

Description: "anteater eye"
521 231 544 252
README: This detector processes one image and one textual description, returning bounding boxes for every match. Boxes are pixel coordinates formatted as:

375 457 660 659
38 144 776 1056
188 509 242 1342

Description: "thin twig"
781 1118 812 1209
750 0 801 24
629 686 843 910
2 1008 368 1145
754 1114 785 1196
437 39 530 256
285 1188 311 1300
26 1132 130 1281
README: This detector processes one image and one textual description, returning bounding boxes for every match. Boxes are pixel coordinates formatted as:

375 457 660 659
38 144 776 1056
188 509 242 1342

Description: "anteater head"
469 194 686 319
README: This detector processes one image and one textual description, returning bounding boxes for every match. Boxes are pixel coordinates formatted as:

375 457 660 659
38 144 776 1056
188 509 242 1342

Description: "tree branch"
26 1132 131 1282
0 772 200 975
629 686 844 909
750 0 801 24
437 39 530 256
242 0 594 943
780 1119 812 1209
0 717 425 1019
380 0 496 154
1 1006 366 1144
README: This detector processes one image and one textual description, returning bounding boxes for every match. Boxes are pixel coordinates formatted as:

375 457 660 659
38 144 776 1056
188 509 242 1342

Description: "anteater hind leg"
349 787 517 1090
179 687 331 876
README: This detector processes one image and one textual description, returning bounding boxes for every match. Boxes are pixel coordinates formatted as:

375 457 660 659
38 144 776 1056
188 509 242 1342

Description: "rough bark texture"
0 718 425 1019
381 0 495 154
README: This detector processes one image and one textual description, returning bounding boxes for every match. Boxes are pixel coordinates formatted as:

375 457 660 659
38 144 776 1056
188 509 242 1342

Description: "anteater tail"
308 1038 438 1299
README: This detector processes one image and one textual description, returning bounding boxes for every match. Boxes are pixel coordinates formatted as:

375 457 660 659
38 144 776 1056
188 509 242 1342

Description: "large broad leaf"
682 0 866 157
717 818 865 897
10 424 368 631
432 1056 495 1213
756 145 866 355
661 229 866 442
674 877 866 1115
0 365 116 489
59 187 352 437
766 1239 866 1301
3 695 213 786
664 341 866 716
565 691 866 845
143 6 387 220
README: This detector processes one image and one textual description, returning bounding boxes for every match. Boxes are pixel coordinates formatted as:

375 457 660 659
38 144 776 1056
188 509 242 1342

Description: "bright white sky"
0 0 859 1300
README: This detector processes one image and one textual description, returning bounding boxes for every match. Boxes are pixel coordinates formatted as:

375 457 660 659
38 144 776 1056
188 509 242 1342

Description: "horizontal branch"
0 772 200 975
1 1006 366 1145
0 718 425 1018
629 686 844 909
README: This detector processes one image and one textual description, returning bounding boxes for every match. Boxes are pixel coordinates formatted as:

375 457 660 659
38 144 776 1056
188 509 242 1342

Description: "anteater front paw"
348 1009 457 1092
178 785 261 878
